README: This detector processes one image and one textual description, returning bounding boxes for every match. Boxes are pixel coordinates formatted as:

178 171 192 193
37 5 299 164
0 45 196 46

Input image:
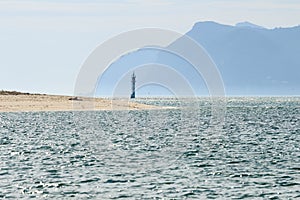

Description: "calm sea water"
0 97 299 199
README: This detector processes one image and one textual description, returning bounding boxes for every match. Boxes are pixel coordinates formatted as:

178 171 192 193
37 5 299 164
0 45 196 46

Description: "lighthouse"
130 72 136 99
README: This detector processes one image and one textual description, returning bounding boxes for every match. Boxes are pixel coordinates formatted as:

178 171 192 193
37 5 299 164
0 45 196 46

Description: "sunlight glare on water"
0 97 299 199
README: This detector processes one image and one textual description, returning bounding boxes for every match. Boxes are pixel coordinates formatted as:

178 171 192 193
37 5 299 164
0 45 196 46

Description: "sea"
0 97 299 199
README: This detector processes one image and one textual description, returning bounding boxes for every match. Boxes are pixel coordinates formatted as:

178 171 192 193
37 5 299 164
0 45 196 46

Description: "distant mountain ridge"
97 21 300 96
235 21 266 29
187 21 300 95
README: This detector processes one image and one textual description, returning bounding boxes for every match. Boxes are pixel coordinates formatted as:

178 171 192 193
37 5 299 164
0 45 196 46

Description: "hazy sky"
1 0 299 95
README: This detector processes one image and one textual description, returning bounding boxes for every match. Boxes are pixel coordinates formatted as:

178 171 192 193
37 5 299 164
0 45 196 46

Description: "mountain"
96 21 300 96
235 21 266 29
187 21 300 95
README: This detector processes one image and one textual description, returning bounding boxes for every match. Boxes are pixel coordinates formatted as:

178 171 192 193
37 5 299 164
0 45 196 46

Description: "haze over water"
0 97 299 199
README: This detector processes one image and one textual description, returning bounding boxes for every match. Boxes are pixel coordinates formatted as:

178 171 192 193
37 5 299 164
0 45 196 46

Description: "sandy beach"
0 91 158 112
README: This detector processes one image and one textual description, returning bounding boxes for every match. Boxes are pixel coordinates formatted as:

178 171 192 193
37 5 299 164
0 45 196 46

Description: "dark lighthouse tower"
130 72 136 99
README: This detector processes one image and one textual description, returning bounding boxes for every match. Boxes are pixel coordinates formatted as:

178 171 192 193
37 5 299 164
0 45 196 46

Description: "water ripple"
0 97 299 199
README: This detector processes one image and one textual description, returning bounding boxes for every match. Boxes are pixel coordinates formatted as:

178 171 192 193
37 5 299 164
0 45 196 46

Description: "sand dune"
0 92 158 112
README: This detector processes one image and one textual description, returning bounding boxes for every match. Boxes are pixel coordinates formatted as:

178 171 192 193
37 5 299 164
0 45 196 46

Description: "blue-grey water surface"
0 97 299 199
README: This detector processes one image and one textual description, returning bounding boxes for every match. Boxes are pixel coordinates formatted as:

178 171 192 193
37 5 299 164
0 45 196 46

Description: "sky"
1 0 300 95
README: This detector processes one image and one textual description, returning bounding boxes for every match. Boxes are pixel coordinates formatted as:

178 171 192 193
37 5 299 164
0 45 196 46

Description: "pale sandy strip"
0 95 163 112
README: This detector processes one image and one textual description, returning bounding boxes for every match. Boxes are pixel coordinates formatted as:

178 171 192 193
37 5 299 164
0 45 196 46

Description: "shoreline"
0 91 161 112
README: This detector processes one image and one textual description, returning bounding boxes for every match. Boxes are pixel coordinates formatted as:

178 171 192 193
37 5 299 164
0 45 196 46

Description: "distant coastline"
0 90 159 112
